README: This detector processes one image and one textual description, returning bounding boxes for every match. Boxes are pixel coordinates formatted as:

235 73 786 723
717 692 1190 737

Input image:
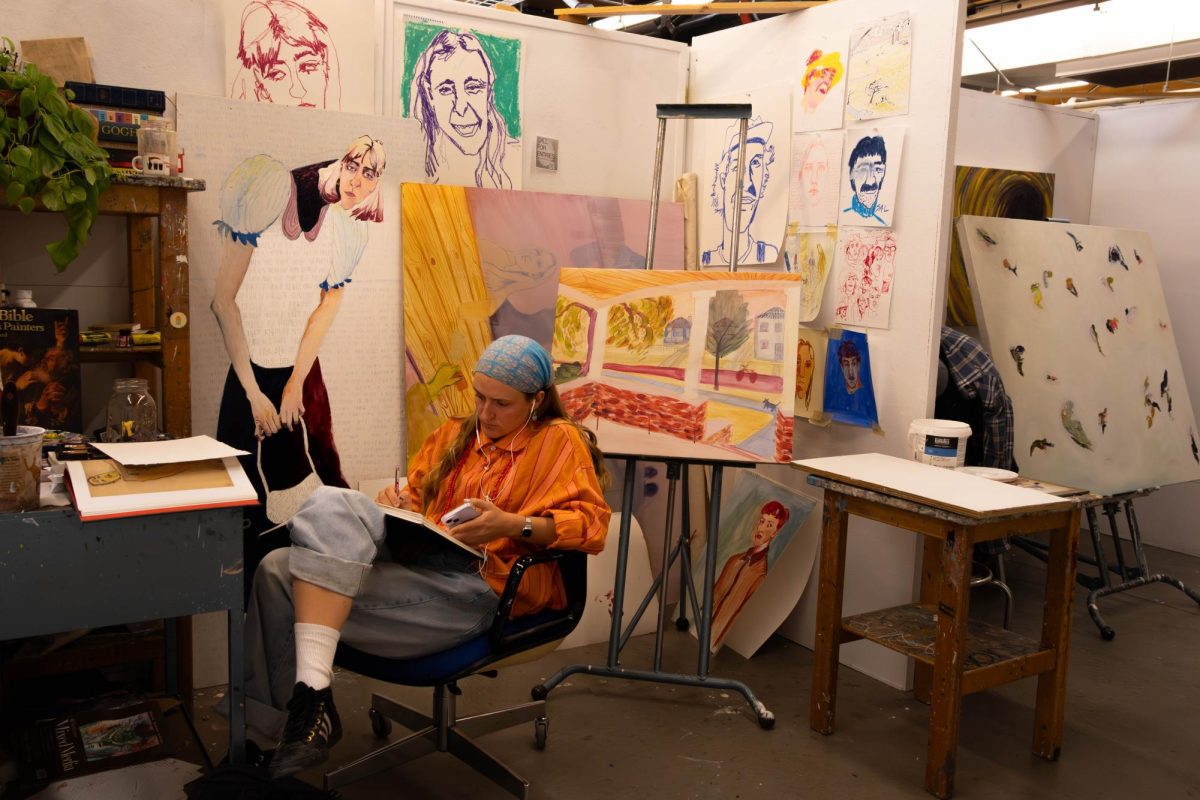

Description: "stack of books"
66 81 167 171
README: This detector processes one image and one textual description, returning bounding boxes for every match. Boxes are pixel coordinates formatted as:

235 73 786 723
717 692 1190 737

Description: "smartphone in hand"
441 501 481 528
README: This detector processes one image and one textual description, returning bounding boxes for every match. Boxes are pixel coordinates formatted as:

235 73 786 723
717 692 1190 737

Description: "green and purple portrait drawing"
400 17 523 190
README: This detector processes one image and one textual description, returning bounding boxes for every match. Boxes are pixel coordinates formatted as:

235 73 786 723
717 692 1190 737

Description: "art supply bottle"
10 289 34 308
104 378 158 442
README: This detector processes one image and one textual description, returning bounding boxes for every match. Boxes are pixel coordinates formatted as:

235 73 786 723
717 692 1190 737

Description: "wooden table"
794 454 1082 799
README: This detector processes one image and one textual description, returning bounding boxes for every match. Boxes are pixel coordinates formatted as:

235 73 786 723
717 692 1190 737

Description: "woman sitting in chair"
243 335 611 779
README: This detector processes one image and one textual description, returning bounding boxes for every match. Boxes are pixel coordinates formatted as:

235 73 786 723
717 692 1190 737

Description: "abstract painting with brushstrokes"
402 183 685 461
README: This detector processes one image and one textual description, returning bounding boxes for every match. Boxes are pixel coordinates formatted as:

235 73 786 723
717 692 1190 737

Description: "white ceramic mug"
132 153 171 176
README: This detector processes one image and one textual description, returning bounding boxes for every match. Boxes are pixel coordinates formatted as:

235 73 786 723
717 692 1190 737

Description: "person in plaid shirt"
935 326 1017 556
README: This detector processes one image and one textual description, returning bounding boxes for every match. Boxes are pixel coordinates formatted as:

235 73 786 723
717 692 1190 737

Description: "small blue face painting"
822 329 878 427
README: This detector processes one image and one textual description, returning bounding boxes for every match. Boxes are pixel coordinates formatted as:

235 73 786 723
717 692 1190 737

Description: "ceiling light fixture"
1035 79 1090 91
1019 87 1037 94
1000 89 1021 97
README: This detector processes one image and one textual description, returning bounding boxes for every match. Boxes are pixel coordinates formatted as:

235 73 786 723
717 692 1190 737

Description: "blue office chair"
323 550 587 799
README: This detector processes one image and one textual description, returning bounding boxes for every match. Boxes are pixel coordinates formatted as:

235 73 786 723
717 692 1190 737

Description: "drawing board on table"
795 35 849 133
691 85 791 268
822 328 879 428
958 215 1200 496
784 225 836 321
839 127 904 228
845 11 912 121
789 132 844 228
398 15 524 189
831 228 897 329
401 184 685 461
684 467 817 657
552 268 805 463
795 325 829 423
223 0 377 113
946 166 1056 327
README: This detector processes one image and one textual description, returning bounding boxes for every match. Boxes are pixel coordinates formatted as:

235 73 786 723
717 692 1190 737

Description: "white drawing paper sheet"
692 85 792 268
223 0 376 114
180 93 420 489
838 127 904 228
789 131 843 228
795 33 850 133
845 12 912 122
831 228 897 329
959 215 1200 496
397 15 525 190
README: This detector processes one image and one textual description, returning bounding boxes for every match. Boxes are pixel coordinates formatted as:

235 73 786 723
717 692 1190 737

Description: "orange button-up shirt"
407 418 610 617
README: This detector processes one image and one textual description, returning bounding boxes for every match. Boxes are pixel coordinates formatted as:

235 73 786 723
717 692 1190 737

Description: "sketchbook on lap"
375 503 485 561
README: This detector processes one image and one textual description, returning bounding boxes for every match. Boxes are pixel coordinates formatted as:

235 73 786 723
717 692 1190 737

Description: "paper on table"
93 435 250 466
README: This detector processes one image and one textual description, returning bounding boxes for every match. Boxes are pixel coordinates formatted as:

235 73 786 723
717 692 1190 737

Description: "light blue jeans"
242 486 498 739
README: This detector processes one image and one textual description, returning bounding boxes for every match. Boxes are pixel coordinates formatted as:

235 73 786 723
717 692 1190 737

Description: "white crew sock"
294 622 341 691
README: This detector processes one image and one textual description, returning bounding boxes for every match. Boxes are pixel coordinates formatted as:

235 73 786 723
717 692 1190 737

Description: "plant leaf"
9 144 32 167
17 197 34 214
5 180 24 206
18 86 36 116
46 237 79 272
42 113 68 142
41 182 65 211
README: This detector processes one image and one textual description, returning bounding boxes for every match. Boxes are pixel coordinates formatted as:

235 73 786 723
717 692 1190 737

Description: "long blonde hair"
420 383 609 514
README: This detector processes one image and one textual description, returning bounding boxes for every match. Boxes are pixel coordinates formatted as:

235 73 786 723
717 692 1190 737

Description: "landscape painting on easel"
402 183 685 460
959 215 1200 495
552 269 804 463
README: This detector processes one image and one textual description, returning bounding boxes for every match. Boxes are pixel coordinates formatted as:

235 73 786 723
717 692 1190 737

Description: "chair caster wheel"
675 618 689 632
1100 626 1116 641
531 685 548 701
534 716 548 750
758 711 775 730
369 706 392 739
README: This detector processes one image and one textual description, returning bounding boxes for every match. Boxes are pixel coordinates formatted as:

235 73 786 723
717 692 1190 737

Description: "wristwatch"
521 516 534 538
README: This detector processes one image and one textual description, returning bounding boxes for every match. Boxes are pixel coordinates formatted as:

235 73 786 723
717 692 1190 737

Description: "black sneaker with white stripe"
269 682 342 780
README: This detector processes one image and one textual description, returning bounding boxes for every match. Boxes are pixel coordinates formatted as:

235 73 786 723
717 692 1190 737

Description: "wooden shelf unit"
0 173 206 713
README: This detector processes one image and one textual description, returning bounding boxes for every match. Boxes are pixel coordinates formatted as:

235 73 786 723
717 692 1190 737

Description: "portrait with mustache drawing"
844 134 888 225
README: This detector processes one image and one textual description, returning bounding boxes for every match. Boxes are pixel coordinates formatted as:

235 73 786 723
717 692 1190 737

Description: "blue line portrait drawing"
702 117 778 267
843 134 888 224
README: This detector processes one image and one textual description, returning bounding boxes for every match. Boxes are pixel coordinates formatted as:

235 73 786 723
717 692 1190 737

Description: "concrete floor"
194 539 1200 799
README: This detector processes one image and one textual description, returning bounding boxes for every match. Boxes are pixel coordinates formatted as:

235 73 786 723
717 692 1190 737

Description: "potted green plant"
0 36 112 270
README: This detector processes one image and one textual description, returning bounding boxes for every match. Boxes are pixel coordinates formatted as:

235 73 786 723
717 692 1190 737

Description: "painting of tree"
606 296 675 355
706 290 750 389
554 296 593 360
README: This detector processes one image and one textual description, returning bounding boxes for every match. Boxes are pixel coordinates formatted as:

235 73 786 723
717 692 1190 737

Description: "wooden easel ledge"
555 2 830 20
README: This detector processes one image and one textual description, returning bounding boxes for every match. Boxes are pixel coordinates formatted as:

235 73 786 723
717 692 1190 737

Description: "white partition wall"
689 0 966 688
1092 99 1200 558
955 90 1099 227
387 0 689 199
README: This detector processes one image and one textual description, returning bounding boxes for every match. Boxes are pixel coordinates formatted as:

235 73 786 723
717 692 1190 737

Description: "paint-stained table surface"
796 457 1082 799
0 507 247 764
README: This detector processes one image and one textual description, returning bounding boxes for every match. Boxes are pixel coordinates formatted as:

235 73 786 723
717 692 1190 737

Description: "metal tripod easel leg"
1013 491 1200 640
534 103 774 729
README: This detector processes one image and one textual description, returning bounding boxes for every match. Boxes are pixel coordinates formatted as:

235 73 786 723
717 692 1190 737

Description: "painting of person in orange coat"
709 500 790 650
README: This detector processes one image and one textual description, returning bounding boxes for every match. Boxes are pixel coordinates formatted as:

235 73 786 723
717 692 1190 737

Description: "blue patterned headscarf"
474 335 553 394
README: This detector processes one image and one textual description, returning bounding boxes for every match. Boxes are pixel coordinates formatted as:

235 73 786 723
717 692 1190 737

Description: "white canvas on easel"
959 215 1200 496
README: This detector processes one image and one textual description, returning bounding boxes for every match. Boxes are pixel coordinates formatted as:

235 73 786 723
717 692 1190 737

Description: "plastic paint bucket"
907 419 971 468
0 426 45 512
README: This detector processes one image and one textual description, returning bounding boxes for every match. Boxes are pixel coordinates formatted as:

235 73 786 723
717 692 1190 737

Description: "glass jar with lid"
104 378 158 442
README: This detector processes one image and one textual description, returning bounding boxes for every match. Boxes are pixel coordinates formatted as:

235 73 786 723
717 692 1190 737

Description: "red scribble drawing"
834 229 897 327
230 0 342 110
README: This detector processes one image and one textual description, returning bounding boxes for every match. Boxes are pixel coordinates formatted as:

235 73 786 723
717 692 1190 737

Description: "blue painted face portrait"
845 135 887 223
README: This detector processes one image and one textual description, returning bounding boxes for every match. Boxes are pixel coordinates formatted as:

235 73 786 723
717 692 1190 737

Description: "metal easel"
1012 489 1200 640
534 104 775 728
